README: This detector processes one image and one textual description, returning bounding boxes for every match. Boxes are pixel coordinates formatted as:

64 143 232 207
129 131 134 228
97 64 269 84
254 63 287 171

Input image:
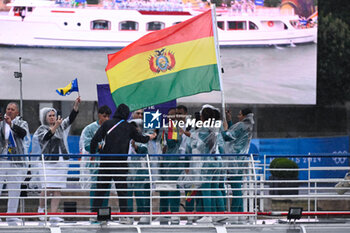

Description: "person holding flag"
222 108 255 224
0 102 31 224
32 96 81 223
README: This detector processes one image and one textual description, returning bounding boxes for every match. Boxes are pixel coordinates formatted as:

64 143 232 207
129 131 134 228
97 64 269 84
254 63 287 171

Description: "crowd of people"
0 98 255 225
57 0 191 12
227 0 256 14
57 0 257 13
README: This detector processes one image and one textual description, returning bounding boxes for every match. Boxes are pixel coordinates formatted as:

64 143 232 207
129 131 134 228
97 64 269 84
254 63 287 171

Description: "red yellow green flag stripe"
106 9 221 111
167 120 178 140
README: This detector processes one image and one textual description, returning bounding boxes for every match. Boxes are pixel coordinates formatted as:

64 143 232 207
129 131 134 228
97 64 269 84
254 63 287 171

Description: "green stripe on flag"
111 64 220 111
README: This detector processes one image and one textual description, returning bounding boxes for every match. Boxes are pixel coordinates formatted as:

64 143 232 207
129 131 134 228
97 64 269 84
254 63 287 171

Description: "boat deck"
1 219 350 233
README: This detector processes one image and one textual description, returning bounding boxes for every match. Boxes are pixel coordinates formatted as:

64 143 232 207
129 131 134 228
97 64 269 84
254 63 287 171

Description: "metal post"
14 57 23 117
19 57 23 117
146 154 153 223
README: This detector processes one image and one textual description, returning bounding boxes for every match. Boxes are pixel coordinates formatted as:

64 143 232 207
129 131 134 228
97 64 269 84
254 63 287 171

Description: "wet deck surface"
1 218 350 233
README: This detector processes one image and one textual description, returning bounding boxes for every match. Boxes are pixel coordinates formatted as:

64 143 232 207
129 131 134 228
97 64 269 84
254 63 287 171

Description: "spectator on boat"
176 104 191 144
0 102 31 224
79 105 111 215
127 117 151 224
185 0 191 9
199 1 204 9
90 103 156 225
19 7 26 21
125 109 144 218
236 1 242 14
212 108 227 214
186 106 225 224
182 110 200 217
64 0 70 8
158 108 183 225
230 1 236 15
222 108 254 224
32 97 80 223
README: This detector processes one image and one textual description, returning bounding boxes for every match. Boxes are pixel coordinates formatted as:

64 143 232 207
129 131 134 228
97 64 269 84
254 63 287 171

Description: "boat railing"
6 0 297 17
0 153 349 225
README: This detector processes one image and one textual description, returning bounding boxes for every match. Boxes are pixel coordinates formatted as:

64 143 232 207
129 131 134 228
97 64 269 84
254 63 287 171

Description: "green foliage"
211 0 223 7
319 0 350 25
317 13 350 105
270 158 299 179
87 0 98 4
264 0 281 7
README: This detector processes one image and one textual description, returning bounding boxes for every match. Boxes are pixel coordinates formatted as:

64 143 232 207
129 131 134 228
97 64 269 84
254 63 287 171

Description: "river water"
0 43 316 104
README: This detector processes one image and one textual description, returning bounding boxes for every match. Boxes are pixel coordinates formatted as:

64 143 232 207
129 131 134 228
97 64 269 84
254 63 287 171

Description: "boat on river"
0 0 317 48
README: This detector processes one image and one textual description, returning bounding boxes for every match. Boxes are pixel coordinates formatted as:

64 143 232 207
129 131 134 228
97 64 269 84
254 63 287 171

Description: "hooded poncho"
31 108 72 159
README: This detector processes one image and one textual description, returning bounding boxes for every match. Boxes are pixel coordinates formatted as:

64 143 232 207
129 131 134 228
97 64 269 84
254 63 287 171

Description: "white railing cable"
40 153 48 223
146 153 153 223
2 154 350 224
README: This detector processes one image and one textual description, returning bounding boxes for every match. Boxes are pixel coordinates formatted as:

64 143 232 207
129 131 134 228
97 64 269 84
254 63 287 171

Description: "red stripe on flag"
106 9 213 71
168 121 174 140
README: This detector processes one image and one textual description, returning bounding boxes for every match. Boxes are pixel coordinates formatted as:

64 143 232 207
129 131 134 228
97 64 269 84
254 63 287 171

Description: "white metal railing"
0 153 350 226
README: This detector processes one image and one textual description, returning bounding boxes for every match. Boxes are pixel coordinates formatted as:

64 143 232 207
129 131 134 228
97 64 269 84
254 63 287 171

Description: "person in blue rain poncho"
221 108 254 219
32 97 80 223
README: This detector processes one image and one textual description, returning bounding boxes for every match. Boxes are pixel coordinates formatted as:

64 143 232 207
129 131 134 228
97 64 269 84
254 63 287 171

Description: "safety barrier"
0 153 350 227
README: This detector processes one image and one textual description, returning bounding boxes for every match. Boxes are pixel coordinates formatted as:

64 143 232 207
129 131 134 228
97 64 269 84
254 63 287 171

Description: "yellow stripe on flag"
107 37 216 93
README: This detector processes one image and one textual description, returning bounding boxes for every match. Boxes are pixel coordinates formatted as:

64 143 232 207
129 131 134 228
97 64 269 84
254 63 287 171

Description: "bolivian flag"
106 9 221 111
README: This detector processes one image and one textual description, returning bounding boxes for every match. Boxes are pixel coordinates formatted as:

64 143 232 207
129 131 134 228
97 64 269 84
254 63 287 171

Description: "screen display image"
0 0 317 105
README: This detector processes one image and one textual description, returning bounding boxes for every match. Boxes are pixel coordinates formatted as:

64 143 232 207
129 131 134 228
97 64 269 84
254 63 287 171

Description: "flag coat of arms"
106 9 221 111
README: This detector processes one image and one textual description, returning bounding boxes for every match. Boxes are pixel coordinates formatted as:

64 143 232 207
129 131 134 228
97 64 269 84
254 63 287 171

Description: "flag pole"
211 4 226 123
76 78 80 97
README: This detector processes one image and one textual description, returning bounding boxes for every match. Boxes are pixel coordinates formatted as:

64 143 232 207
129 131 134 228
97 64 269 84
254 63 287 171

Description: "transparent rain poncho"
79 121 101 189
185 127 220 187
31 108 71 157
0 116 31 165
30 108 72 188
128 118 149 188
79 121 100 154
222 113 254 174
158 125 183 187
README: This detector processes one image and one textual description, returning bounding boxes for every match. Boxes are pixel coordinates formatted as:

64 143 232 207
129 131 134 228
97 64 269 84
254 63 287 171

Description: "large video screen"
0 0 317 105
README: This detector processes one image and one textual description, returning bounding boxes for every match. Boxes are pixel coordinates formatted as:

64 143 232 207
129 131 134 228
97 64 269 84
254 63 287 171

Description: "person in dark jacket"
90 103 156 223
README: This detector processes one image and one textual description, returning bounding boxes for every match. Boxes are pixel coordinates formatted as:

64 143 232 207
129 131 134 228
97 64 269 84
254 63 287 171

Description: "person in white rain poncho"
222 108 254 214
32 97 80 223
0 102 30 223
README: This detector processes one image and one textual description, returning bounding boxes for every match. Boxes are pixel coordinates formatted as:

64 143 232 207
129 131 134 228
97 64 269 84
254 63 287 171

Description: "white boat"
0 0 317 48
